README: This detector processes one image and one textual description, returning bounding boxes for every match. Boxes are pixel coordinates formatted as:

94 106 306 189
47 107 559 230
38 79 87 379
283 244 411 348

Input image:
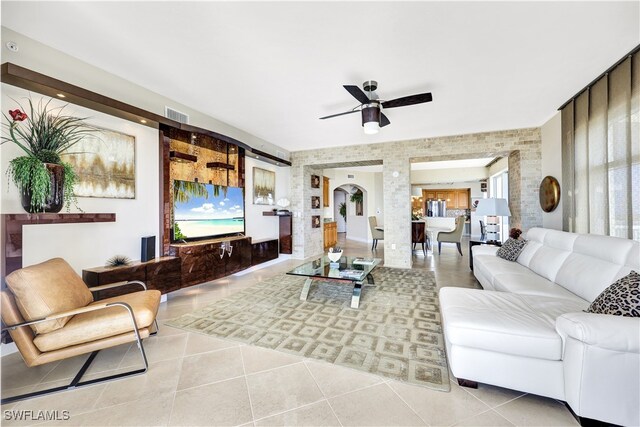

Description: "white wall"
2 85 159 274
1 27 289 161
323 169 380 242
243 157 290 241
541 112 562 230
488 157 508 177
1 27 292 274
333 190 347 232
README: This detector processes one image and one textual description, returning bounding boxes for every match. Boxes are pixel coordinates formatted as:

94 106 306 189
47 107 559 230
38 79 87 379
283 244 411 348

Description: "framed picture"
471 197 482 210
311 174 320 188
311 196 321 209
253 167 276 205
312 215 321 228
65 127 136 199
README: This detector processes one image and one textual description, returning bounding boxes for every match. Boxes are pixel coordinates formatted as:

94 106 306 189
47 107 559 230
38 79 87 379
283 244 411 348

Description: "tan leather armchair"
1 258 161 404
368 216 384 250
437 215 466 255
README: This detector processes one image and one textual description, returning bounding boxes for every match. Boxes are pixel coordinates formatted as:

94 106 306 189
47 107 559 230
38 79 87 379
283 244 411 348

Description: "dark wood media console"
82 236 280 298
168 236 252 287
251 239 279 266
83 256 181 299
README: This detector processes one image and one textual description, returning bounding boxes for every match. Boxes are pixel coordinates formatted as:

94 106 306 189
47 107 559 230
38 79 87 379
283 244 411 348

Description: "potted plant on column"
2 98 94 213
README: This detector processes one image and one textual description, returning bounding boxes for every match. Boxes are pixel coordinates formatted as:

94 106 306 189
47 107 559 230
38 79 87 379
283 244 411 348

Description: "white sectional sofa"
439 228 640 426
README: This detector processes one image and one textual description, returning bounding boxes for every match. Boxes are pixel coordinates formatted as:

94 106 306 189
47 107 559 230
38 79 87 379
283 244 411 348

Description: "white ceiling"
2 2 638 153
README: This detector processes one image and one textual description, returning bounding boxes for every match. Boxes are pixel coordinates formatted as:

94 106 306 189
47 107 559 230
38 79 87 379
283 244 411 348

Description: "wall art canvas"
311 175 320 188
65 127 136 198
312 215 321 228
311 196 321 209
253 167 276 205
471 197 483 210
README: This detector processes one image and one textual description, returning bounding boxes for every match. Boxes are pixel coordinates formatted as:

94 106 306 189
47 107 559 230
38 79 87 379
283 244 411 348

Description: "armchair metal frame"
1 280 158 405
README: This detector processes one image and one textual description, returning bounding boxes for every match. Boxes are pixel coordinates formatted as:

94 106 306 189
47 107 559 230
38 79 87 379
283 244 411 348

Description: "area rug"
166 267 450 391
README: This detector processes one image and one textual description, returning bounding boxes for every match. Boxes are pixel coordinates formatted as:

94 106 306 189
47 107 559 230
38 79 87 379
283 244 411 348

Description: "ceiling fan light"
362 103 380 135
363 121 379 134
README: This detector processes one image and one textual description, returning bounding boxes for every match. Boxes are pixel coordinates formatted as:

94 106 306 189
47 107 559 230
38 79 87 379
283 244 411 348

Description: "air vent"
348 174 355 179
276 150 286 160
165 107 189 124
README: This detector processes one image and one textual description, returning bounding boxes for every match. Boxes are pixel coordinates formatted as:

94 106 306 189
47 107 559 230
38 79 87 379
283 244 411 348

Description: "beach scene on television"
173 180 245 240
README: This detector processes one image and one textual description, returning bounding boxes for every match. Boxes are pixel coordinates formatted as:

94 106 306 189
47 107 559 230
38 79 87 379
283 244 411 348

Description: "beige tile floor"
1 235 579 426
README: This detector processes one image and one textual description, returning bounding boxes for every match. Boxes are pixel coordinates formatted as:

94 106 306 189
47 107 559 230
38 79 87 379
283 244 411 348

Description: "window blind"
561 48 640 241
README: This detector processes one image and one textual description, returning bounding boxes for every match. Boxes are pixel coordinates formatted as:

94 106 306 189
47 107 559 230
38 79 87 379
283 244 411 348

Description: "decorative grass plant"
106 255 132 267
2 98 94 212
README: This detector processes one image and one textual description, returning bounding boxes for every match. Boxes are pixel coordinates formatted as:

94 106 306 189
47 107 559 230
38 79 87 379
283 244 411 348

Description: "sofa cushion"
472 245 499 257
474 254 536 289
497 238 527 261
586 271 640 317
492 273 588 304
33 290 160 352
439 288 588 360
5 258 94 334
555 235 640 302
516 228 548 268
527 230 577 283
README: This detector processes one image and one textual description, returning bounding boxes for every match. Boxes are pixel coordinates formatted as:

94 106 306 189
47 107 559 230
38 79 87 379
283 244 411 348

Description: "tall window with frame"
489 170 509 241
562 50 640 241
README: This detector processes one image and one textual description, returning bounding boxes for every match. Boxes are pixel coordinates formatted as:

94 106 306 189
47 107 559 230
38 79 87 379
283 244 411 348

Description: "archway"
334 183 369 243
333 188 348 233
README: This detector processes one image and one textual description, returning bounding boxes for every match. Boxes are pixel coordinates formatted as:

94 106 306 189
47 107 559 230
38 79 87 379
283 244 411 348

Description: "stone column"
382 155 412 268
509 147 542 231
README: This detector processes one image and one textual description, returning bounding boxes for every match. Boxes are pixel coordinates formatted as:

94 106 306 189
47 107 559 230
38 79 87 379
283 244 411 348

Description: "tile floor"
1 236 579 426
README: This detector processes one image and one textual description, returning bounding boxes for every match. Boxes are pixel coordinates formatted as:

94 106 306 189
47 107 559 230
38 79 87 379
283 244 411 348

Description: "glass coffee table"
286 256 382 308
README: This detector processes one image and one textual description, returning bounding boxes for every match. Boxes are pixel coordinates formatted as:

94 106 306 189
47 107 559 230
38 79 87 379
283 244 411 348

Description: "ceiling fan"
319 80 433 134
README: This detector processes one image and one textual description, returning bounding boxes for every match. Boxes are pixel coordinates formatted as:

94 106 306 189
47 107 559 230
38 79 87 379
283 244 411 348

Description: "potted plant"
509 227 523 239
2 98 94 213
339 202 347 222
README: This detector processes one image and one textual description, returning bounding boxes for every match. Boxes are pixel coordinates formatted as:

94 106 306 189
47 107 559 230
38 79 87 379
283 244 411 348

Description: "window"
489 170 509 240
562 53 639 241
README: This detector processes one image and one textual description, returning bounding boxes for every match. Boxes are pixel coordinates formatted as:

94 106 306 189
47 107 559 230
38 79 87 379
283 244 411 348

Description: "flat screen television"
172 180 245 241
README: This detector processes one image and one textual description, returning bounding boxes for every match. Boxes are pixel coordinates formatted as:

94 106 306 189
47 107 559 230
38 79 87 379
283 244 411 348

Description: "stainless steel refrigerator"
426 200 447 217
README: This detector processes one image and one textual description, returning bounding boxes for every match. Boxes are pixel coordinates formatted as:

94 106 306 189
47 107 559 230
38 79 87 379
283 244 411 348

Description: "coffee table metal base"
299 274 374 309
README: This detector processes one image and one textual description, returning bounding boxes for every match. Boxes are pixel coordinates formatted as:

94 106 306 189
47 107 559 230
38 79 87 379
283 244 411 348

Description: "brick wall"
290 127 542 268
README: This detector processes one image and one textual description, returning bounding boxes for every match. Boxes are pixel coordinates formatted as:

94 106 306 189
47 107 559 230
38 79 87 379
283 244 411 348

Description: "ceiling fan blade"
319 109 359 120
343 85 371 104
381 92 432 109
380 113 391 127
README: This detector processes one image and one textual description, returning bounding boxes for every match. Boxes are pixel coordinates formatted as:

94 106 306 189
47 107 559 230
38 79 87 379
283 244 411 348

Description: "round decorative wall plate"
539 176 561 212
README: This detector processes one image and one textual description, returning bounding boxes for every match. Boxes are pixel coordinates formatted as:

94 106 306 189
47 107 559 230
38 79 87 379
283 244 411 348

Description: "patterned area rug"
166 267 450 391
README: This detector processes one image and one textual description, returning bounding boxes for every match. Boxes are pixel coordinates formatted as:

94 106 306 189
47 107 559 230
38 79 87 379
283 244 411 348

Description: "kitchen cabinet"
422 188 470 209
323 176 330 207
324 221 337 249
446 191 457 206
457 190 470 208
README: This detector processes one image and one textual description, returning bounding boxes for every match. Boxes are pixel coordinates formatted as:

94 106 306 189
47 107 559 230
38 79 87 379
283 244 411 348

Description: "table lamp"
475 198 511 243
277 198 290 213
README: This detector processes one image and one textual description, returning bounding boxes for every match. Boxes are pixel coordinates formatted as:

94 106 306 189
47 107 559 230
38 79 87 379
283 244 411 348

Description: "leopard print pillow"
496 238 527 261
587 271 640 317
